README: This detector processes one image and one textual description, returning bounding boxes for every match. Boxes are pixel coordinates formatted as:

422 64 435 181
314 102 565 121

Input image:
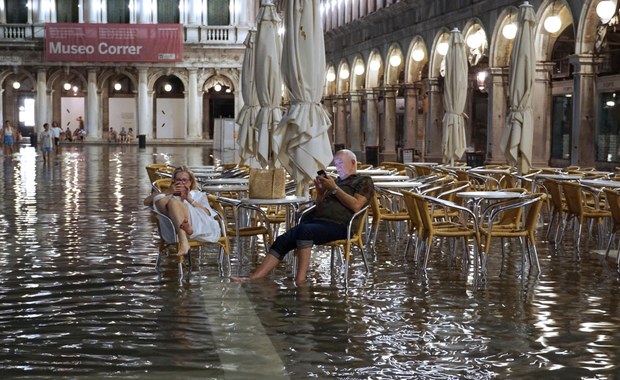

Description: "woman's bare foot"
179 219 193 236
177 242 191 256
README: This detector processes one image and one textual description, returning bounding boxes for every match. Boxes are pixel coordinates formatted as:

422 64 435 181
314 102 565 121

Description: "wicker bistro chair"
152 178 172 193
603 188 620 268
146 163 174 183
367 189 410 252
478 193 547 274
560 181 611 251
542 179 567 241
152 195 231 282
407 192 481 271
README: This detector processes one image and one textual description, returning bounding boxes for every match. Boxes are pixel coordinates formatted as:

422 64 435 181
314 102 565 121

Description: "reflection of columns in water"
486 67 508 164
348 91 364 157
569 54 599 166
364 89 379 147
382 86 397 161
36 68 47 134
424 78 442 161
335 95 347 147
533 62 554 167
87 69 100 139
402 83 418 152
187 68 200 139
138 68 151 138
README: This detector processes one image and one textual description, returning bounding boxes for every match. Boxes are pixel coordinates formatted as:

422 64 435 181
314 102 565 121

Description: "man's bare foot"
179 219 193 236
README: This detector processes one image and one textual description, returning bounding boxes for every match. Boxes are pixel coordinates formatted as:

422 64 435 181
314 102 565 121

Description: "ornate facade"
322 0 620 169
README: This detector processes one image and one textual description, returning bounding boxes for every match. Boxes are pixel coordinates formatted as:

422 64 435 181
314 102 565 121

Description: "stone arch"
47 68 86 93
97 68 138 93
463 17 489 67
350 54 366 91
336 59 351 94
385 43 404 85
489 5 519 68
325 64 337 96
0 67 35 90
366 49 384 88
405 35 428 83
574 0 601 55
429 28 450 78
534 0 575 62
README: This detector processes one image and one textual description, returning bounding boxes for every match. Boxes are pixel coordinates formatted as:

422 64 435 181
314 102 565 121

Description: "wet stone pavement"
0 144 619 379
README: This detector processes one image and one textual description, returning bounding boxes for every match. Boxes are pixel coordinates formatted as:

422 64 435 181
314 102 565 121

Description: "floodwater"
1 144 619 379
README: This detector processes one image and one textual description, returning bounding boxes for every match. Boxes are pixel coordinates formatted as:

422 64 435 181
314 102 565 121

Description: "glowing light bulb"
502 23 517 39
412 49 425 62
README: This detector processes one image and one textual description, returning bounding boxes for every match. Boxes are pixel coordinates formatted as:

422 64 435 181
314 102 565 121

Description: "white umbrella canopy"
500 1 536 174
254 0 283 168
236 30 260 165
274 0 333 196
441 28 468 165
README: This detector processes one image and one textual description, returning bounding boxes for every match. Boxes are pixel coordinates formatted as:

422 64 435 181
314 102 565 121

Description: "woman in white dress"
144 165 220 256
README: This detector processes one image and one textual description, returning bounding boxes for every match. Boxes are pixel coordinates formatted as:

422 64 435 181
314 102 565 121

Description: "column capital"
569 53 603 74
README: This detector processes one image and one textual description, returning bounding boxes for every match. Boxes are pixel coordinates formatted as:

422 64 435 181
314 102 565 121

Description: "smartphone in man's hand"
317 170 327 178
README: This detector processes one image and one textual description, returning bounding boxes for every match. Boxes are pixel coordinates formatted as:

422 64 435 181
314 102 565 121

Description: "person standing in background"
0 120 20 156
39 123 53 164
51 121 62 152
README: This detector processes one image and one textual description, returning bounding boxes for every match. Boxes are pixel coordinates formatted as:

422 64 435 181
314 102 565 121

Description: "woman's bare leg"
155 197 191 255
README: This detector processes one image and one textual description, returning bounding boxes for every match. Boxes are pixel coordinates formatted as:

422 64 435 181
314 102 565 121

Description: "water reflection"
0 144 619 378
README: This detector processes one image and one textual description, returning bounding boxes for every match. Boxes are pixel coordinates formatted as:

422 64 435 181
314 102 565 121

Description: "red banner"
45 23 183 63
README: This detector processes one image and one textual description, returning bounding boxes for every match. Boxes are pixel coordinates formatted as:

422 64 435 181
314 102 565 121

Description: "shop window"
158 0 180 24
57 0 80 23
208 0 230 25
550 95 572 160
597 91 620 162
6 1 28 24
107 0 130 24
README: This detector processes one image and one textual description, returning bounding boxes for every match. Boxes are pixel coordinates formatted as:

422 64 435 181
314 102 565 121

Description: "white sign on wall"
156 98 186 138
109 98 136 132
61 97 85 132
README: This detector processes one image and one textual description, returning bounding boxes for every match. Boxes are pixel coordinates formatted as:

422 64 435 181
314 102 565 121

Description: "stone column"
364 89 380 165
137 68 151 138
36 68 47 134
532 62 555 167
348 90 363 157
86 68 100 139
187 68 201 139
485 67 509 164
381 86 397 162
569 54 599 166
424 77 443 162
36 0 47 23
335 95 347 148
402 84 417 152
136 0 151 23
0 0 6 24
85 0 99 23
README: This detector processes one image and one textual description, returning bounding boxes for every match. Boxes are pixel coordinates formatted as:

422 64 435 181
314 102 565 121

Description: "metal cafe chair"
152 195 231 282
603 188 620 268
293 204 370 286
560 181 611 251
407 192 480 271
478 193 546 273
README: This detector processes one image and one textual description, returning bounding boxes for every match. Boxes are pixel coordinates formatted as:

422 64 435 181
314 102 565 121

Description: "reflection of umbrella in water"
500 1 536 174
236 30 259 165
254 0 282 168
274 0 333 196
441 28 468 166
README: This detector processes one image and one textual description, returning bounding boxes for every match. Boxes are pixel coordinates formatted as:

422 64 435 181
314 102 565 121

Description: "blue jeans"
269 219 347 260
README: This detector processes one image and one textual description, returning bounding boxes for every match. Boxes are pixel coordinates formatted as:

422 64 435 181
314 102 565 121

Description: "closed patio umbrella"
236 30 259 165
500 1 536 174
254 0 283 168
274 0 333 196
442 28 468 166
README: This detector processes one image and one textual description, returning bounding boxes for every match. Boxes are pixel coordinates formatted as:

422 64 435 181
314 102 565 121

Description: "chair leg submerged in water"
152 208 231 282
